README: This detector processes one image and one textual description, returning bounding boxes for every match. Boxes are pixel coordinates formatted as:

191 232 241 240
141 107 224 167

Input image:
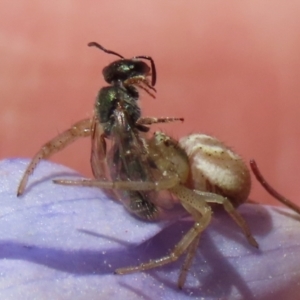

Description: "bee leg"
135 82 156 98
194 190 258 248
17 118 92 196
124 77 157 98
136 116 184 125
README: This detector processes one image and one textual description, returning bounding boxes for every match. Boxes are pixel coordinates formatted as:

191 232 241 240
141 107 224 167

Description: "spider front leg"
53 176 181 191
17 118 92 196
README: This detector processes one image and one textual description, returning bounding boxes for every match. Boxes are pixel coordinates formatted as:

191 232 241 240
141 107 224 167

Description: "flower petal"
0 159 299 299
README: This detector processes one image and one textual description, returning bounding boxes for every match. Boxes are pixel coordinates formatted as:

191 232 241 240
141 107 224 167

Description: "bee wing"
90 115 110 181
108 107 156 183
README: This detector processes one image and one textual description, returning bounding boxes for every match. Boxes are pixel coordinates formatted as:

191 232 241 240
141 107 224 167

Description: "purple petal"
0 159 300 299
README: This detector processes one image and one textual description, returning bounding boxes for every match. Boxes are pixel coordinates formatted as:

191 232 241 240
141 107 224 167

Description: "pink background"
1 1 300 207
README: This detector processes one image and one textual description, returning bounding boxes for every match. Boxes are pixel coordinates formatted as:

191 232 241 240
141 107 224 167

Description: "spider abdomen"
179 134 251 207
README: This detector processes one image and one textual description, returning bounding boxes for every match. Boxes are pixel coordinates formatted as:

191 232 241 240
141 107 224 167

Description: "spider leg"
53 176 180 191
250 159 300 214
178 234 200 289
17 118 92 196
115 185 211 284
115 216 210 274
194 190 258 248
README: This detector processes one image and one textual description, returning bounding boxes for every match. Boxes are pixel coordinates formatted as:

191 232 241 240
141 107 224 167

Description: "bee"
17 41 183 222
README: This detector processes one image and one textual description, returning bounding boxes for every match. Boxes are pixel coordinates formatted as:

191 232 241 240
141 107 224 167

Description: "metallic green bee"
17 42 183 221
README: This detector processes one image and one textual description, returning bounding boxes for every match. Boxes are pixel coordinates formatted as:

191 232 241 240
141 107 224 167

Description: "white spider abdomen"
179 134 251 206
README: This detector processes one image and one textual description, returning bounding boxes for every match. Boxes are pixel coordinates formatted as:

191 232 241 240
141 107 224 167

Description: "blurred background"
1 1 300 207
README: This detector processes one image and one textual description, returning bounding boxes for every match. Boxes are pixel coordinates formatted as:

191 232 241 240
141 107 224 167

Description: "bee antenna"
135 56 157 86
88 42 124 59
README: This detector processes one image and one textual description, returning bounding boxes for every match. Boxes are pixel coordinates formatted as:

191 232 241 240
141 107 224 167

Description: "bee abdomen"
127 191 159 220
